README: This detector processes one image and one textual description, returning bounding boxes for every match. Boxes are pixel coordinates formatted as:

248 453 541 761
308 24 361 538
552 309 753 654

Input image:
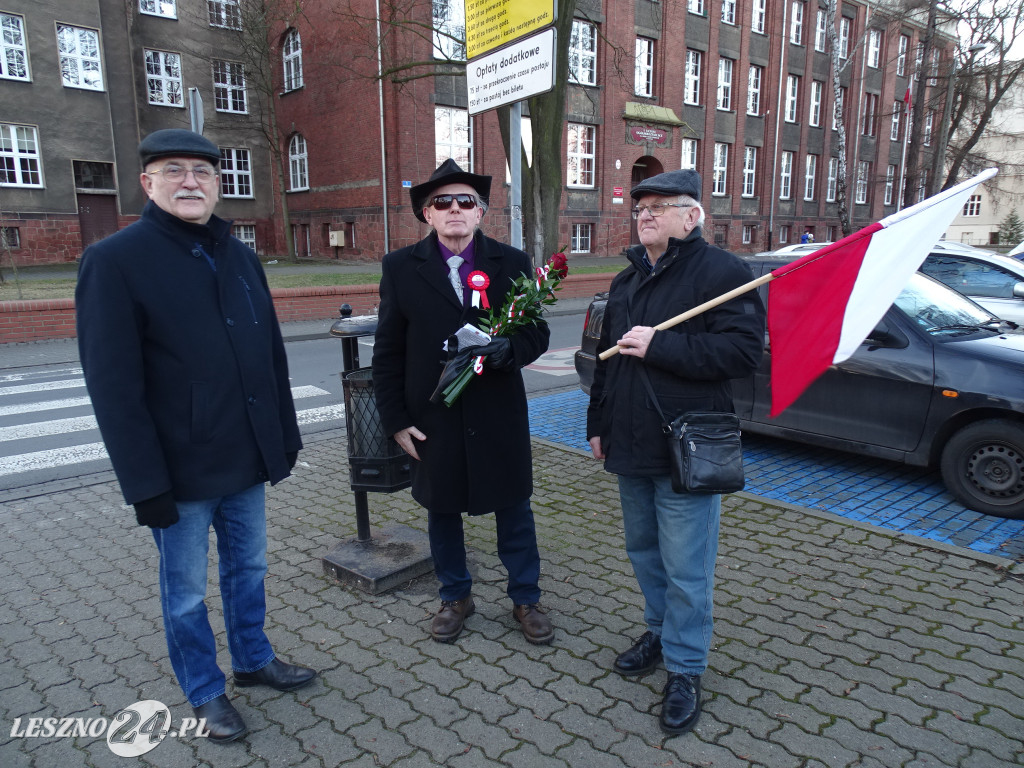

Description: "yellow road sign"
465 0 555 60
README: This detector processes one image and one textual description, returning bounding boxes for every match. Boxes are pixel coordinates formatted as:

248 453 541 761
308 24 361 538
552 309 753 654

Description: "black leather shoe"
614 631 662 676
660 673 701 735
193 695 246 743
233 658 317 691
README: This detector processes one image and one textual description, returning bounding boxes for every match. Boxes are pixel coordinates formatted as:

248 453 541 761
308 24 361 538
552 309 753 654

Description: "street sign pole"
510 101 523 250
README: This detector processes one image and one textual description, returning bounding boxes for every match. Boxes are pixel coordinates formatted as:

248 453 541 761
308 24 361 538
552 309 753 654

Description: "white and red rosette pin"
466 270 490 309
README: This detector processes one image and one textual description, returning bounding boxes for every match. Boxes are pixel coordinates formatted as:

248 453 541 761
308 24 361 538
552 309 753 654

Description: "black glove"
133 491 179 529
287 451 298 470
430 346 480 404
475 336 516 372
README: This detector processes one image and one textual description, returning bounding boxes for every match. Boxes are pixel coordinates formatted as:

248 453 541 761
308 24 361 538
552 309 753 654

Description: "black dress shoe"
660 673 701 735
614 630 662 676
233 658 317 691
193 695 246 743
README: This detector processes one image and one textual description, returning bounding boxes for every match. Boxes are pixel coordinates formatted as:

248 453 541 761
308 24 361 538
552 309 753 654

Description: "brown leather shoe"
513 604 554 645
430 597 475 643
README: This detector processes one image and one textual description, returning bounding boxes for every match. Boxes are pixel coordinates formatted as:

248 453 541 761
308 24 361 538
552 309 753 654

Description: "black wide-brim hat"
410 158 491 223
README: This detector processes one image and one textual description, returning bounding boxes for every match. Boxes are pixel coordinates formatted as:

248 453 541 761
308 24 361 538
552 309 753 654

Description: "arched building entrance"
629 156 664 245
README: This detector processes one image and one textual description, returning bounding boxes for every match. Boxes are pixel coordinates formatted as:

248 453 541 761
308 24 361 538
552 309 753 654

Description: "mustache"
173 190 207 200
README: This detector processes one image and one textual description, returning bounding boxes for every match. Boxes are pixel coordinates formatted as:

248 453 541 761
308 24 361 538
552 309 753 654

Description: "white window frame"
868 29 882 68
742 225 754 244
712 143 728 196
1 13 29 81
288 134 308 191
747 65 762 116
208 0 241 30
785 75 799 123
790 2 804 45
779 225 790 244
234 224 256 251
742 146 757 198
435 106 473 170
681 138 698 170
862 93 878 137
752 0 766 34
571 223 593 254
282 29 302 91
814 10 827 52
219 147 253 198
809 80 822 126
917 169 928 202
884 164 896 205
684 50 702 106
963 194 981 217
688 0 705 15
213 60 247 113
722 0 736 25
891 101 901 141
432 0 466 61
57 24 103 91
635 37 654 97
566 123 595 189
779 151 793 199
924 111 933 146
897 35 908 77
855 161 869 204
827 157 838 202
804 154 817 201
839 17 851 61
140 1 176 19
717 58 733 111
569 20 597 86
0 123 43 187
145 49 183 107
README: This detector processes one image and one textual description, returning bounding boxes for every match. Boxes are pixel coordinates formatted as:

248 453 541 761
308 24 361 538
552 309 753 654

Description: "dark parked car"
575 257 1024 519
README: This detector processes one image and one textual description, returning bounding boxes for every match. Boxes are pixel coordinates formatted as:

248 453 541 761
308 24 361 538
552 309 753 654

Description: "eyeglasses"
631 202 692 219
146 164 218 183
430 194 479 211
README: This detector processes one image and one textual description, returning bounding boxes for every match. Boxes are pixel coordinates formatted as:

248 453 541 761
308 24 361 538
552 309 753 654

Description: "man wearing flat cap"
372 159 555 645
587 169 765 735
76 129 315 744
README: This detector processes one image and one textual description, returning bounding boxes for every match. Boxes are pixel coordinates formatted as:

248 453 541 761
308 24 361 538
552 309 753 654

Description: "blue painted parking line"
529 389 1024 561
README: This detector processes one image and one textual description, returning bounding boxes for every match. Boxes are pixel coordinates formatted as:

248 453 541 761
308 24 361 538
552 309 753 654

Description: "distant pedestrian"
800 229 814 244
76 129 315 744
588 169 765 735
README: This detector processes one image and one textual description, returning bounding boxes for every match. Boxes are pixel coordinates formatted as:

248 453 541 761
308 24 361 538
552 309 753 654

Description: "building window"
282 29 303 91
827 157 838 202
57 25 103 91
832 87 845 130
0 226 20 249
140 1 176 18
288 134 308 191
567 123 595 188
917 170 928 202
915 42 924 80
963 194 982 216
432 0 465 61
681 138 698 170
0 124 42 187
219 148 252 198
928 50 939 86
1 13 29 81
924 111 934 146
804 154 817 200
73 161 114 189
779 225 790 244
571 223 593 253
635 38 654 97
213 60 247 113
785 75 800 123
742 146 757 198
867 29 882 68
435 106 472 170
752 0 766 34
884 164 896 205
779 151 793 199
891 101 902 141
742 225 754 244
838 17 851 60
145 49 183 106
208 0 241 30
809 80 823 126
814 10 827 52
790 2 804 45
747 65 762 116
684 50 701 105
722 0 736 25
687 0 705 15
569 20 597 86
855 161 869 204
897 35 909 77
862 93 878 137
826 225 837 240
717 58 733 111
712 143 728 196
234 224 256 251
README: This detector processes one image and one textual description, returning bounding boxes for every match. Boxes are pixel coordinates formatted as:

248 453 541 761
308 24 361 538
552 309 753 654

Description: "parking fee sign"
467 27 556 116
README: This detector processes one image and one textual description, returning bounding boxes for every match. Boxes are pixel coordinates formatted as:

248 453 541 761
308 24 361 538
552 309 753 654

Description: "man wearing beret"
372 159 555 645
587 169 765 735
76 129 315 743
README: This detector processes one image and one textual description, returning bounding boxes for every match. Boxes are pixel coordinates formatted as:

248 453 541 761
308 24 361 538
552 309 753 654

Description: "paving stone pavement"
1 430 1022 767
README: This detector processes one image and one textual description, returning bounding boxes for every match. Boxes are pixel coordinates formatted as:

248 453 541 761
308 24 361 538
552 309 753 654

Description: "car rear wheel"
940 420 1024 519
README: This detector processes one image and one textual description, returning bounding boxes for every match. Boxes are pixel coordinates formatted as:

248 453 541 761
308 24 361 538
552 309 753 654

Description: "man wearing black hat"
76 129 315 744
586 169 765 735
372 159 554 645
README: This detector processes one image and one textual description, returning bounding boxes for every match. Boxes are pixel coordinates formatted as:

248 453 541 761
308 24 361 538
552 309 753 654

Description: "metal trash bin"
342 368 410 492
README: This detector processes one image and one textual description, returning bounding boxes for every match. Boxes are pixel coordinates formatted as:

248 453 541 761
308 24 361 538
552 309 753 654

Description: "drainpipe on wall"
768 1 790 250
375 0 390 253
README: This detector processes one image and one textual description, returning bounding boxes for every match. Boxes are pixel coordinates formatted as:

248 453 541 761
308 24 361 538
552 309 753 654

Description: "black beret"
630 169 702 202
139 129 221 167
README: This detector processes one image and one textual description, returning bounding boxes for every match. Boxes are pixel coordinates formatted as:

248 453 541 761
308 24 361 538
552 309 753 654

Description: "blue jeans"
427 500 542 605
617 474 721 676
151 484 275 706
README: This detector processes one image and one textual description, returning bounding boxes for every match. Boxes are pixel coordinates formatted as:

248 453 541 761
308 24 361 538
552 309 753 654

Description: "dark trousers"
427 499 542 604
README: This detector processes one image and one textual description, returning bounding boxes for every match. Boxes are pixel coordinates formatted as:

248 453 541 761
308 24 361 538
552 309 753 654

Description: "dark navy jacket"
76 202 301 505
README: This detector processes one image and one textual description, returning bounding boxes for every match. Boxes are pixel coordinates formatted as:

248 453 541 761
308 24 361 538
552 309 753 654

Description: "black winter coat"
372 230 549 514
587 229 766 476
76 202 302 505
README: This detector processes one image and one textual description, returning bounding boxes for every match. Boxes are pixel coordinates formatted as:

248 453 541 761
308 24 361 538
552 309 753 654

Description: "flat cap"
630 169 702 202
139 129 221 167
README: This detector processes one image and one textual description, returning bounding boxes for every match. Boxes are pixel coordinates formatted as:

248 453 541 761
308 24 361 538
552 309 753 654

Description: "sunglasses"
430 194 479 211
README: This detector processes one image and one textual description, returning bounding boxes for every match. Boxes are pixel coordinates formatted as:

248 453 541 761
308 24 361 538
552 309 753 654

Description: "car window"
921 254 1022 299
895 273 997 334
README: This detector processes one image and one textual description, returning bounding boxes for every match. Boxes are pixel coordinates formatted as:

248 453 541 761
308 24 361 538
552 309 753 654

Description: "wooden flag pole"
598 272 775 361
